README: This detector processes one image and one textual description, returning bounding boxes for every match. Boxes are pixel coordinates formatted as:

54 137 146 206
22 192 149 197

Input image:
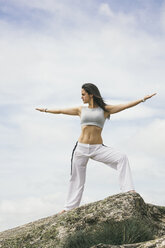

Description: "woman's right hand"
35 108 46 112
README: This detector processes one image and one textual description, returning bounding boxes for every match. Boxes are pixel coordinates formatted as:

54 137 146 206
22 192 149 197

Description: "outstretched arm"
35 106 81 116
105 93 156 114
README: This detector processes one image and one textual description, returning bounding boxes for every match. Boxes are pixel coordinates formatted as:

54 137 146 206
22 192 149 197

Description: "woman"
36 83 156 213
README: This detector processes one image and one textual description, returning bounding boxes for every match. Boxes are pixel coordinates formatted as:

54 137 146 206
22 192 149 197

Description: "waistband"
78 142 102 147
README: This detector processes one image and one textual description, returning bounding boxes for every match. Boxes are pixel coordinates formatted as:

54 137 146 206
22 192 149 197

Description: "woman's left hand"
143 93 157 101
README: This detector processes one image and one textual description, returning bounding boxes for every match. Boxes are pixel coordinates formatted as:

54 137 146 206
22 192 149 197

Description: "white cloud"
99 2 136 27
12 0 63 12
126 118 165 157
0 194 63 231
99 3 114 17
160 0 165 32
0 22 164 106
106 99 160 120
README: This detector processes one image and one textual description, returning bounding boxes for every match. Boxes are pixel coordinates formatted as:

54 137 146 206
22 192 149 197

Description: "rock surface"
0 192 165 248
90 235 165 248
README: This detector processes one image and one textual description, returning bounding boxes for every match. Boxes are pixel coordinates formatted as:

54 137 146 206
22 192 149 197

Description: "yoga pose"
36 83 156 213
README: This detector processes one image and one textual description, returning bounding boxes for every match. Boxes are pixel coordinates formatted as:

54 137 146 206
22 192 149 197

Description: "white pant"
64 142 135 210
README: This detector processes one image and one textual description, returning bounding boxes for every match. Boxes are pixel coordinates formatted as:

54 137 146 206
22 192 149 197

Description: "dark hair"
82 83 109 116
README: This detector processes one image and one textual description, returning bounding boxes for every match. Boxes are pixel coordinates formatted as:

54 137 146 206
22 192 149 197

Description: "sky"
0 0 165 232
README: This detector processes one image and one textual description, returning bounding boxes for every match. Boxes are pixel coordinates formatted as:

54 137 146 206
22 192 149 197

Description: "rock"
0 192 164 248
90 235 165 247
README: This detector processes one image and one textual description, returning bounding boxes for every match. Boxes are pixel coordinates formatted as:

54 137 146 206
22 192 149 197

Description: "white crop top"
80 106 106 128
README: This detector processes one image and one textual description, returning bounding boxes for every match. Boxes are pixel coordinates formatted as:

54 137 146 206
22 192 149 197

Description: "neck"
88 98 98 108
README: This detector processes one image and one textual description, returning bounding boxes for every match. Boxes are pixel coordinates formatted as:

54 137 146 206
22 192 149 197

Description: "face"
81 88 92 103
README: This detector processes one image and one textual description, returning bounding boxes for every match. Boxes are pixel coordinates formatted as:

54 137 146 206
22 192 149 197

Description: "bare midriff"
78 125 103 144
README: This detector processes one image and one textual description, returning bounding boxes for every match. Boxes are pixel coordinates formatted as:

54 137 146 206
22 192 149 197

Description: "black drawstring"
70 141 78 175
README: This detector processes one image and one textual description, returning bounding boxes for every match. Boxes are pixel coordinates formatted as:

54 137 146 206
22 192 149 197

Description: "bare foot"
58 210 66 214
128 190 136 193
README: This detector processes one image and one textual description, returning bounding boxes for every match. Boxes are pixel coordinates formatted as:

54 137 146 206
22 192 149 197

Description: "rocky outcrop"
0 192 165 248
90 235 165 248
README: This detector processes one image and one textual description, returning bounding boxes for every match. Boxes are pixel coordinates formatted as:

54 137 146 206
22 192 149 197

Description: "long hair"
82 83 109 117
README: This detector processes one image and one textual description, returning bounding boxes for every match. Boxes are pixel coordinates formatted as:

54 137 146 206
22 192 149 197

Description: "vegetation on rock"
62 218 156 248
0 192 164 248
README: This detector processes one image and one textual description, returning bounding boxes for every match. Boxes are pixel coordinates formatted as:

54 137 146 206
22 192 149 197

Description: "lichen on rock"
0 192 164 248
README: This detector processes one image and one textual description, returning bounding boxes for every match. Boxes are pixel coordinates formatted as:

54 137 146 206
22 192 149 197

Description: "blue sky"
0 0 165 232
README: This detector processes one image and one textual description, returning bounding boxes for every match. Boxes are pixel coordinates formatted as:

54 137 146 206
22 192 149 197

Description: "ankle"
59 210 66 214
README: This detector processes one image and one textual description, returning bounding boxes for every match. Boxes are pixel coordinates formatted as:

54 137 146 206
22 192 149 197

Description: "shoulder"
78 106 84 116
79 105 88 110
105 105 113 112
